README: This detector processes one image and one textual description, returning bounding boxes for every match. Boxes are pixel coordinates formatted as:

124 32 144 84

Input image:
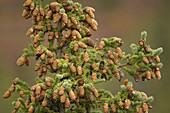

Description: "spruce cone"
77 66 83 75
15 101 21 110
142 103 149 113
60 94 66 103
154 56 160 63
69 90 76 101
125 99 131 109
92 72 97 82
70 65 76 73
65 98 70 108
116 47 123 58
42 98 47 107
103 103 109 113
45 78 52 87
84 52 89 63
99 41 105 50
118 101 124 109
74 43 79 51
78 42 87 49
28 106 34 113
59 86 65 95
78 78 85 86
111 104 117 113
88 94 95 102
3 91 11 99
79 86 85 97
92 63 98 71
9 85 15 93
19 90 25 97
143 57 149 64
16 56 26 66
53 90 58 100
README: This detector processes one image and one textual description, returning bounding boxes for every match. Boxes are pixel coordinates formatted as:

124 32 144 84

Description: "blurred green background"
0 0 169 113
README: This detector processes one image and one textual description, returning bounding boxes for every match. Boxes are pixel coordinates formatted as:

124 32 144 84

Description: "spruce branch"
3 0 163 113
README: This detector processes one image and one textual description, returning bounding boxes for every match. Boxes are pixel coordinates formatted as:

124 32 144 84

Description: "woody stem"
119 63 130 68
57 21 63 58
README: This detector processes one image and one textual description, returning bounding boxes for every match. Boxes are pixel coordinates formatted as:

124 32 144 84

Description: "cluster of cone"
102 79 154 113
3 76 100 113
137 39 162 81
123 31 163 82
23 0 97 48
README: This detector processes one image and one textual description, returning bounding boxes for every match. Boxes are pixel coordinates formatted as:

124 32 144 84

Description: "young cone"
92 72 97 82
60 94 66 103
17 56 26 66
103 103 109 113
119 101 124 109
99 41 105 50
3 91 11 99
53 89 58 100
79 86 85 97
28 106 34 113
125 99 131 109
42 98 48 107
59 86 65 95
69 90 76 101
77 66 83 75
111 104 117 113
65 98 70 108
142 103 149 113
15 101 21 110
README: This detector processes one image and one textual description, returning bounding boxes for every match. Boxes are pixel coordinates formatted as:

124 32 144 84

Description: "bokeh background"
0 0 169 112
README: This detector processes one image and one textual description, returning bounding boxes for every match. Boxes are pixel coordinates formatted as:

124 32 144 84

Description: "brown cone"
65 98 70 108
3 91 11 99
69 90 76 101
15 101 21 110
28 106 34 113
79 86 85 97
42 98 48 107
103 103 108 113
